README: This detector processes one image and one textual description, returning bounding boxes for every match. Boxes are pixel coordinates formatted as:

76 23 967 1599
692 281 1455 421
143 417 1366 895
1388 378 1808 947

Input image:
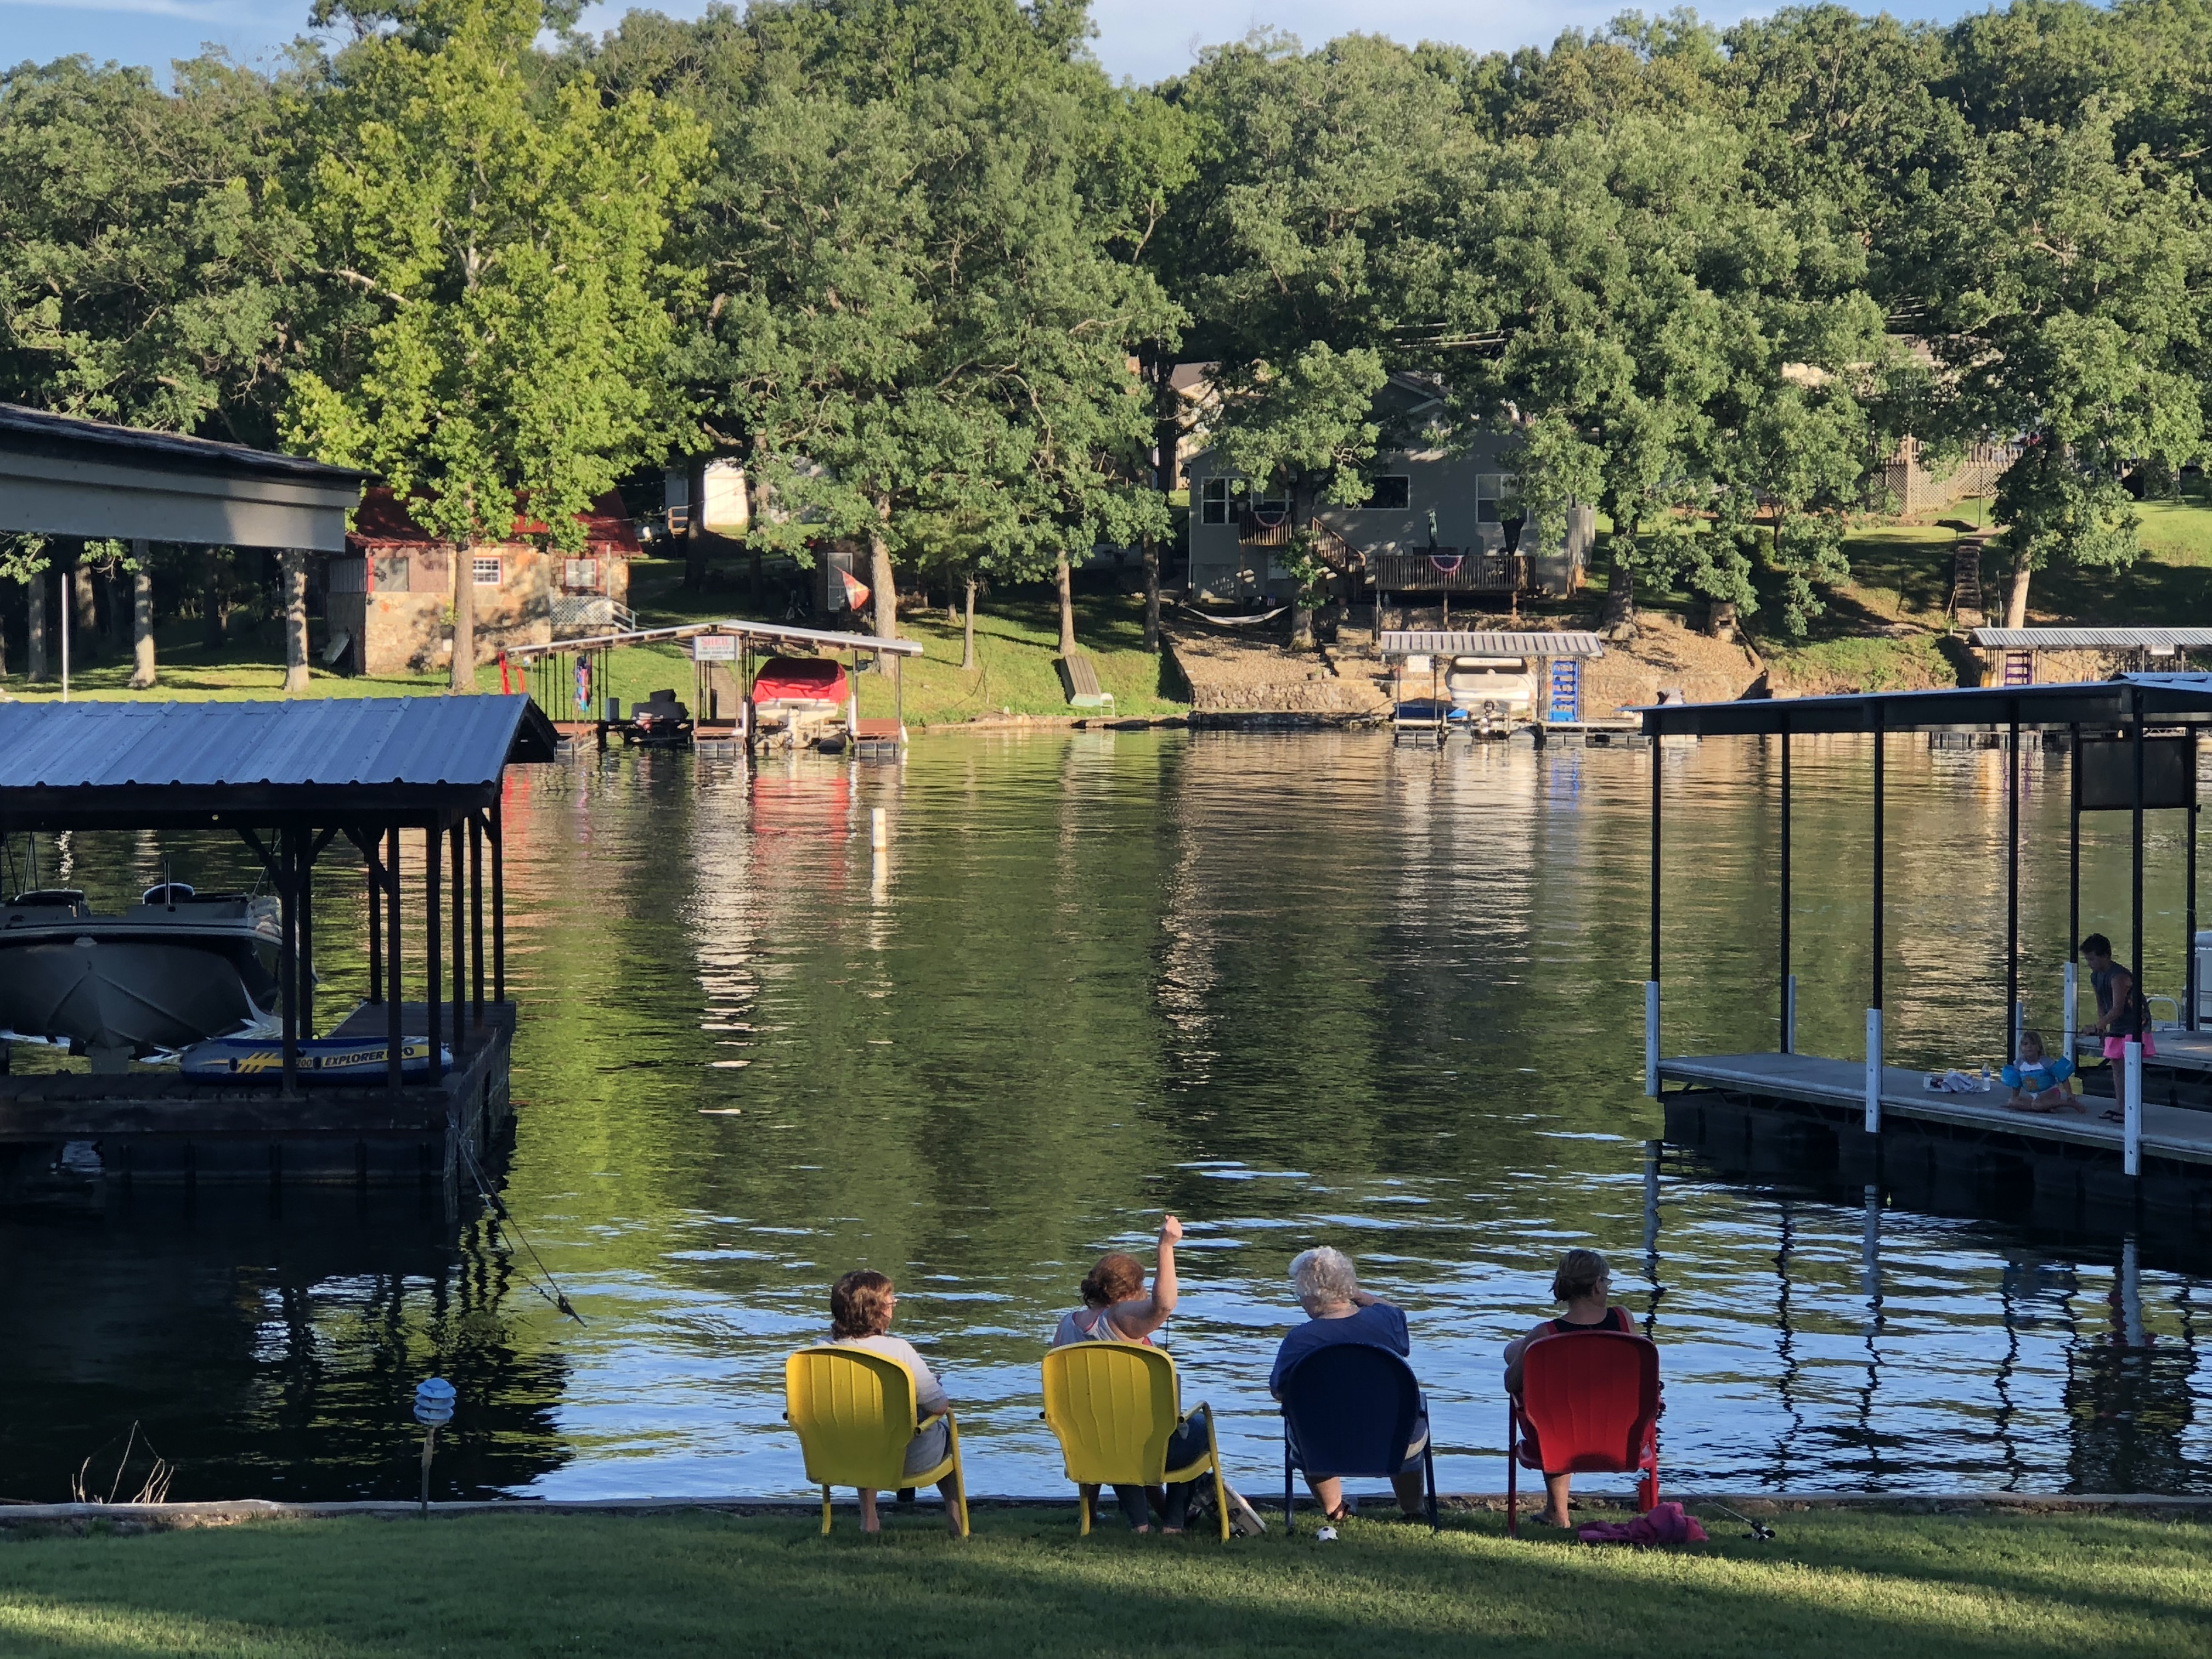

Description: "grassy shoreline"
1 1508 2206 1657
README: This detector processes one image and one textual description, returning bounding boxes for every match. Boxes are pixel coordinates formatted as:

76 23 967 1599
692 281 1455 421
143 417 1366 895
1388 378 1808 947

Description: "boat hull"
0 898 281 1057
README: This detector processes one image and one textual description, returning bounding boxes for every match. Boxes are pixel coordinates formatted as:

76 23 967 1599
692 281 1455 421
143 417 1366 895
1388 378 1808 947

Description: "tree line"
4 0 2210 689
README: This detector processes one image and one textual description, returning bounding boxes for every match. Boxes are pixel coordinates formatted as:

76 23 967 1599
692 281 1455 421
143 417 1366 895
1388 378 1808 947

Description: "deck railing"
1369 551 1526 593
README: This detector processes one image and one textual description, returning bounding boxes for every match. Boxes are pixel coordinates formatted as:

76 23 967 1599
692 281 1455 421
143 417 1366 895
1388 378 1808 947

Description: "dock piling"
1644 981 1660 1098
1864 1008 1883 1134
2124 1039 2143 1177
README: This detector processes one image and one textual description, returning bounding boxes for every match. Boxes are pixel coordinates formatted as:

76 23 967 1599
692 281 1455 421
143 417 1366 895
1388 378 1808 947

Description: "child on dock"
2001 1030 2079 1114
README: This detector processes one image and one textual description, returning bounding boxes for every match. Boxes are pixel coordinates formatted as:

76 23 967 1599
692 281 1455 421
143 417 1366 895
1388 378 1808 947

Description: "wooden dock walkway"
0 1001 514 1201
1658 1051 2212 1167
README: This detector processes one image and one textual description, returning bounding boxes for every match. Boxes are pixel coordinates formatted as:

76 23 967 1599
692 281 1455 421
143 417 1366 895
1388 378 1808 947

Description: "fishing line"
456 1137 584 1325
1699 1500 1777 1541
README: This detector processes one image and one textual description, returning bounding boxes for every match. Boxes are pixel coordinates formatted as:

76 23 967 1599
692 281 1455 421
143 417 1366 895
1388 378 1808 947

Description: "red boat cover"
752 656 848 706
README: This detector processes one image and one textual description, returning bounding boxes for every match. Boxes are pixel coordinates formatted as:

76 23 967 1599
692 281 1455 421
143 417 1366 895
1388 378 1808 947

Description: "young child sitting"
2001 1030 2079 1114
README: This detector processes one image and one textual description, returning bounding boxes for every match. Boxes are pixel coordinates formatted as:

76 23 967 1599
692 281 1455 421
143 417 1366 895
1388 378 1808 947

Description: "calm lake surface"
5 729 2211 1502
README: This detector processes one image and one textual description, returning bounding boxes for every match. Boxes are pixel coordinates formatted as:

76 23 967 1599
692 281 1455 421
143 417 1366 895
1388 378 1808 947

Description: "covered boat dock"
1639 675 2212 1217
503 617 924 759
0 696 557 1200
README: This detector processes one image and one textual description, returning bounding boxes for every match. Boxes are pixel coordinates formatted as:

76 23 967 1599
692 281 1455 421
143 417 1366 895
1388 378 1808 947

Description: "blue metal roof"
0 697 547 793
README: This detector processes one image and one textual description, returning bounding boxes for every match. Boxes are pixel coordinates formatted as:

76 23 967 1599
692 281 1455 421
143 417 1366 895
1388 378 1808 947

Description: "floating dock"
1639 674 2212 1223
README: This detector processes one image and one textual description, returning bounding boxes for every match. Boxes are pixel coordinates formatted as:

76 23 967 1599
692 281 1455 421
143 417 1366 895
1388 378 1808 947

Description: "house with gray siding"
1182 375 1593 605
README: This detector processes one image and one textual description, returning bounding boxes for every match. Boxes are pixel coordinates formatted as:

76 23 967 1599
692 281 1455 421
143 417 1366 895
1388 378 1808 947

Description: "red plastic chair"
1506 1330 1660 1538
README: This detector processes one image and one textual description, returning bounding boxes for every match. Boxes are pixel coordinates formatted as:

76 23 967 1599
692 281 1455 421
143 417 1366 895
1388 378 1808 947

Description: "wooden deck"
1658 1051 2212 1167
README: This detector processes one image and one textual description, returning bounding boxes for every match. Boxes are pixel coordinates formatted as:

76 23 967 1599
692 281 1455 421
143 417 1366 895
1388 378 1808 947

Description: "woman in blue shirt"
1269 1246 1429 1522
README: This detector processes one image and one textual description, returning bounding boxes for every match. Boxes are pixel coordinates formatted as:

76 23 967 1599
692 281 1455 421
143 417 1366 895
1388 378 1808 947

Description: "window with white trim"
1200 476 1230 525
472 555 503 586
1477 473 1513 524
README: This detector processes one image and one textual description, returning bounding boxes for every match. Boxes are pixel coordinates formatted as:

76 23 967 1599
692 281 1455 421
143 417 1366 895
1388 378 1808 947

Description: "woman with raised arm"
1050 1215 1201 1532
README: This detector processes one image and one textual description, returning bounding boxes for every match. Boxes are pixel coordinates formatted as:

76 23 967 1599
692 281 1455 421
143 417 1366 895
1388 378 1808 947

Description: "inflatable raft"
179 1035 449 1082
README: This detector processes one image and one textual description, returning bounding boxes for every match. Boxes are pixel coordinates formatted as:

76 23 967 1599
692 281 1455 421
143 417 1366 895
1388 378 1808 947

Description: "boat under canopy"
0 883 281 1064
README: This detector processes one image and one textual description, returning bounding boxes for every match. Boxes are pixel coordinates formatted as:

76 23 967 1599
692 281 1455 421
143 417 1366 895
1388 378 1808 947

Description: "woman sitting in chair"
1503 1248 1633 1528
1269 1245 1430 1522
1051 1214 1205 1532
828 1269 964 1536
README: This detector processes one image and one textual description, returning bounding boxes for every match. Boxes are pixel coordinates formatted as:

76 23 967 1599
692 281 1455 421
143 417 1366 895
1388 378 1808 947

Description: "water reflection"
1 731 2209 1500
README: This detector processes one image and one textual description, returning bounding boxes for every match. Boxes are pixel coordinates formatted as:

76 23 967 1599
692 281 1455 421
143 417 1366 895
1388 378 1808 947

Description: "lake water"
5 730 2211 1503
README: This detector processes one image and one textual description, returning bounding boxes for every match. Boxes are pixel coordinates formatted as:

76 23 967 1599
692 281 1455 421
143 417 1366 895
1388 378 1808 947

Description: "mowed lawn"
0 563 1188 721
0 1507 2207 1658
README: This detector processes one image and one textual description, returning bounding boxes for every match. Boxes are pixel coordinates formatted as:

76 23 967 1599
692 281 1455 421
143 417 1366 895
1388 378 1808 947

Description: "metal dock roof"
1379 630 1606 659
0 697 557 830
1638 672 2212 738
1971 627 2212 651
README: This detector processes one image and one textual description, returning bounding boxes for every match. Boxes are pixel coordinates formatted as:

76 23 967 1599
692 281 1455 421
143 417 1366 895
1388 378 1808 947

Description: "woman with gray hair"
1268 1246 1430 1521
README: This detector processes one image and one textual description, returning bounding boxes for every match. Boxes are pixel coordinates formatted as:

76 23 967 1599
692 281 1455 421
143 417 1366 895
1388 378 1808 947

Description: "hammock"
1176 603 1289 629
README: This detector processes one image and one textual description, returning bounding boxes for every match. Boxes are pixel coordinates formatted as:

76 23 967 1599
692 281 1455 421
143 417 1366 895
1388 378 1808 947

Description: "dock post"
1864 1007 1883 1133
2006 704 2020 1060
449 820 465 1059
1645 981 1661 1097
1779 725 1792 1052
489 799 505 1005
2063 960 2078 1058
469 812 484 1024
368 833 383 1005
1867 709 1884 1133
2123 1038 2143 1177
388 827 403 1094
279 828 299 1098
2188 730 2199 1030
1647 733 1661 1097
426 822 443 1083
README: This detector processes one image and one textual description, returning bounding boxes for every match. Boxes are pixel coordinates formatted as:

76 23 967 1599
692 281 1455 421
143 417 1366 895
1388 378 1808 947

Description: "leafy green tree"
1162 33 1466 646
672 0 1178 669
1911 99 2212 623
284 0 707 691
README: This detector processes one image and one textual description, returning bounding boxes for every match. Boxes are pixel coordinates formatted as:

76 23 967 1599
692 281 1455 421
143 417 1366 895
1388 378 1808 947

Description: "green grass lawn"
0 1507 2205 1658
0 560 1188 721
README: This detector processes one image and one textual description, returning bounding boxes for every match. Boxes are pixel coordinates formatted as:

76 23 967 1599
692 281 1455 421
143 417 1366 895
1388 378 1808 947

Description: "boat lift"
501 618 924 765
1378 629 1606 745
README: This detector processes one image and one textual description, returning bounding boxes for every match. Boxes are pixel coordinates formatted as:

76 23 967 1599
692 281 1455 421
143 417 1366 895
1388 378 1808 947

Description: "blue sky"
0 0 1990 86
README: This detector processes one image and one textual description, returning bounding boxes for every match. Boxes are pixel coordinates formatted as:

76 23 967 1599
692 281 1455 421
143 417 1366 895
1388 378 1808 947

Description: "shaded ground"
0 1508 2205 1658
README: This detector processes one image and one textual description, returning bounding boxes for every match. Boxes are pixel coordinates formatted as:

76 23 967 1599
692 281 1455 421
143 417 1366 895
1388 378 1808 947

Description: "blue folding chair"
1277 1343 1438 1533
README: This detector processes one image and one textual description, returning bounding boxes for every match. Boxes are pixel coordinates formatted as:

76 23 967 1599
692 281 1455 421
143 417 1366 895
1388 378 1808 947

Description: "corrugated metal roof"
0 697 538 792
0 402 367 484
1379 630 1606 659
1971 627 2212 650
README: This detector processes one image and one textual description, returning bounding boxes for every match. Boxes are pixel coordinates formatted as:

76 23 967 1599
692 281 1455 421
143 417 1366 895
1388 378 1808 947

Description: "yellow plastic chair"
1040 1342 1229 1540
785 1346 968 1537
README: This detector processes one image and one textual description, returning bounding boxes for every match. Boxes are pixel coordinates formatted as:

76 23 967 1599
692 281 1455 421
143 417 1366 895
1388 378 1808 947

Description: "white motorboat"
0 883 283 1065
